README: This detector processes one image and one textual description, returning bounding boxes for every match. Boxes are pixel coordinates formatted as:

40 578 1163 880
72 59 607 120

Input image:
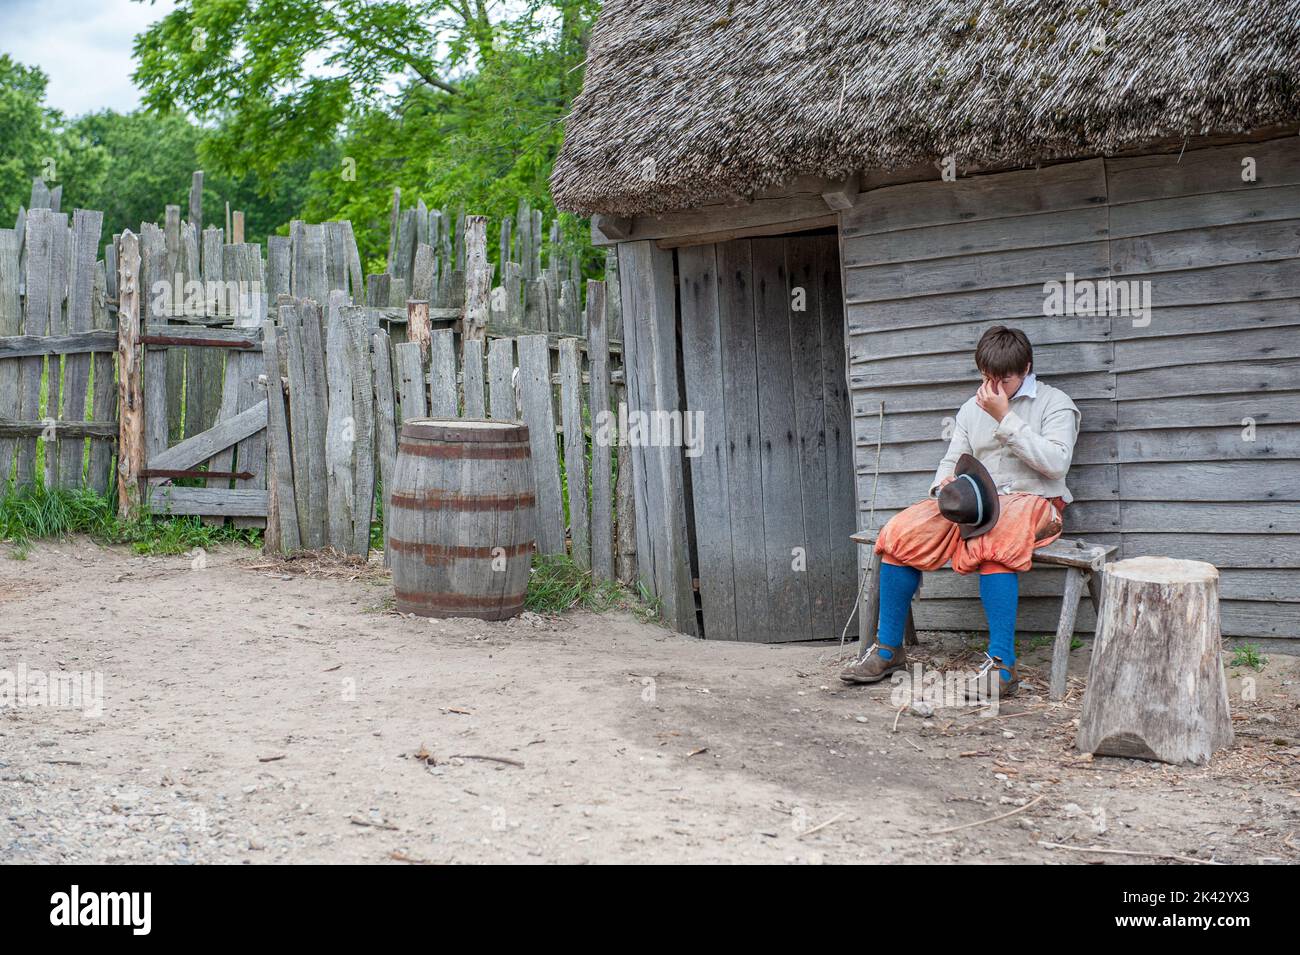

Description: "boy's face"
979 364 1031 398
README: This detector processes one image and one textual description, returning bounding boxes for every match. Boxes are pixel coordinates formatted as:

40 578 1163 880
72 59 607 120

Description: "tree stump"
1077 556 1234 765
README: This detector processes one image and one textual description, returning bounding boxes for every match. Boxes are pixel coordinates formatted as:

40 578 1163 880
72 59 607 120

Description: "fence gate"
123 217 270 523
137 326 268 520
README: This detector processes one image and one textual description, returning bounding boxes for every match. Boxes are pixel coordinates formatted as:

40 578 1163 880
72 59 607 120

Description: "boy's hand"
976 378 1011 423
937 476 956 489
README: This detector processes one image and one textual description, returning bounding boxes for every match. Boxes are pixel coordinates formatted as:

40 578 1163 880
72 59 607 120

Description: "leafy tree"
66 109 334 244
0 55 108 217
133 0 601 270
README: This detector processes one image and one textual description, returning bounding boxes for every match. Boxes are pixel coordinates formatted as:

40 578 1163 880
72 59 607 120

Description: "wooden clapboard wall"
840 136 1300 639
677 234 857 642
1106 138 1300 639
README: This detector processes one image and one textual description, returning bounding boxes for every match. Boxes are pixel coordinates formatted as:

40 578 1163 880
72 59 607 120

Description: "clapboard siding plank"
841 159 1106 237
845 240 1108 304
1116 425 1300 463
851 315 1111 362
1106 137 1300 204
1110 299 1300 340
865 500 1121 537
1119 461 1293 502
846 258 1300 327
1109 184 1300 238
859 429 1117 474
857 465 1119 510
853 399 1117 446
1114 326 1300 372
1119 501 1300 535
1116 390 1300 427
1111 219 1300 275
912 597 1097 634
849 341 1112 389
842 206 1109 267
910 594 1298 637
851 380 1115 420
1117 360 1299 402
1121 533 1300 568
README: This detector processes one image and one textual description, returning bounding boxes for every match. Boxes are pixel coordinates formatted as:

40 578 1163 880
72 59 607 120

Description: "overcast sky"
0 0 177 116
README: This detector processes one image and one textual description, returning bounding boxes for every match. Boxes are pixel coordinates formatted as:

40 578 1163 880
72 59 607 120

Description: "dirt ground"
2 538 1298 865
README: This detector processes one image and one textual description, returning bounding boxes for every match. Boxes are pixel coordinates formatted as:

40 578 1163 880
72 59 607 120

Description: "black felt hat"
938 454 1000 540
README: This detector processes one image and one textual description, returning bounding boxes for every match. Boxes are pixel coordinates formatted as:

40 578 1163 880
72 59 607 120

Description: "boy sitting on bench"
840 326 1081 696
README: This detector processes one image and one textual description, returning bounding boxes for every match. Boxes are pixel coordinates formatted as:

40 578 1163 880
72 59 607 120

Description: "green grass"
1025 633 1083 652
1230 643 1267 671
0 483 260 557
525 552 657 621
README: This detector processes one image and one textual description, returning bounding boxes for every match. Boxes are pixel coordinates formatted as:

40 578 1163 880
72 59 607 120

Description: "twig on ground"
448 754 525 768
1037 841 1222 865
798 811 846 840
923 793 1046 836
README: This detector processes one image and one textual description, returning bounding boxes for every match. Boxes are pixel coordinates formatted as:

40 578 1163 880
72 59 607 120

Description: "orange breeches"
875 493 1065 575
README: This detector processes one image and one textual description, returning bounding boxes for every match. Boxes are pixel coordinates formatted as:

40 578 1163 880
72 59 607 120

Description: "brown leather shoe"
964 654 1019 701
839 643 907 684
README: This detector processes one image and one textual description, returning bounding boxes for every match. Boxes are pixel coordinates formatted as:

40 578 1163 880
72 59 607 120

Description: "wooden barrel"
389 418 536 620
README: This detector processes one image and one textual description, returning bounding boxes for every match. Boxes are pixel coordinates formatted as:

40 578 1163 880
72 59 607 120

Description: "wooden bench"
850 530 1117 701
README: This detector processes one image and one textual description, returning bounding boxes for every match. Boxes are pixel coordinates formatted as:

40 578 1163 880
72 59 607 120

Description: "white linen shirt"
929 374 1082 503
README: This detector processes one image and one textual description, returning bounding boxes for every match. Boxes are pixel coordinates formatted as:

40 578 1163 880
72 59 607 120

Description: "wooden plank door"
679 233 857 642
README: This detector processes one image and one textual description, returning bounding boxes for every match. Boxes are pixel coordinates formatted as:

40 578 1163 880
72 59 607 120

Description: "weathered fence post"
371 327 398 565
261 317 299 553
587 281 613 581
407 299 430 357
517 334 565 555
461 214 490 358
559 337 589 569
116 231 144 514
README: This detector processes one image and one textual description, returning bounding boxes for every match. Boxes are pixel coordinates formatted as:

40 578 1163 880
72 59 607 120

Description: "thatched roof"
552 1 1300 217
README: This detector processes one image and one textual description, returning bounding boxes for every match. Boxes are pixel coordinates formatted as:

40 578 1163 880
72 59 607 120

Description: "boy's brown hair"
975 326 1033 378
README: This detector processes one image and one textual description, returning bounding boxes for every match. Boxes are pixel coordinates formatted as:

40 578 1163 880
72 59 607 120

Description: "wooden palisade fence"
0 183 115 495
0 174 637 584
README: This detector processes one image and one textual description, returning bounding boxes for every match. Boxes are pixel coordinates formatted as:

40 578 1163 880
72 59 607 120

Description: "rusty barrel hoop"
389 418 537 620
